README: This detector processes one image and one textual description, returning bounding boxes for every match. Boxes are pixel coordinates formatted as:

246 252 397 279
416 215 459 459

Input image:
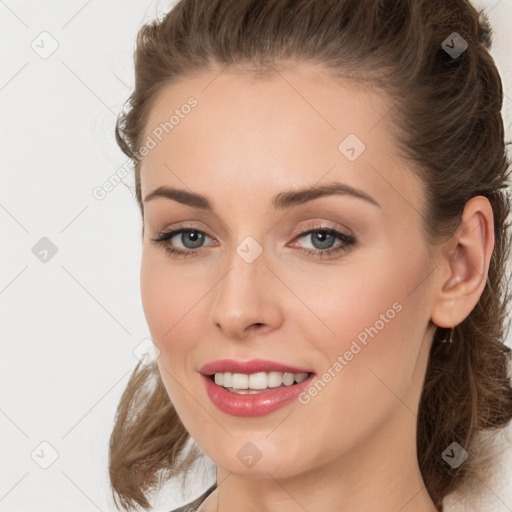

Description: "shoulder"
167 483 217 512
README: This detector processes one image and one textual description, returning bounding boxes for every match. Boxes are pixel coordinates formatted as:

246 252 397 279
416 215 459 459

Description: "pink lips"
201 372 316 417
199 358 314 376
198 358 317 417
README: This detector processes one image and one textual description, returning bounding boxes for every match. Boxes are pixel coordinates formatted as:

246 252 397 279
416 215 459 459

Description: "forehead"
139 63 424 217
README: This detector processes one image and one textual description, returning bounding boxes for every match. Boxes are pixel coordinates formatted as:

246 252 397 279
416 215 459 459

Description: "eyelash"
151 223 356 260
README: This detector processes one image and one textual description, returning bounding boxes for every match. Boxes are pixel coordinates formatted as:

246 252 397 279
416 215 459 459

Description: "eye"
151 226 215 258
291 226 356 259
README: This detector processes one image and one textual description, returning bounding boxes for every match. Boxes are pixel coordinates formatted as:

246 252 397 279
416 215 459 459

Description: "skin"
138 62 494 512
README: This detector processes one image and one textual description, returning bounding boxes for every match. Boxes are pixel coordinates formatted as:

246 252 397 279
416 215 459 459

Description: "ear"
430 196 495 328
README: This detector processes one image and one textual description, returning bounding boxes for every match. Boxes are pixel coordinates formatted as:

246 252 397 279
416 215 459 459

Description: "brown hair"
110 0 512 510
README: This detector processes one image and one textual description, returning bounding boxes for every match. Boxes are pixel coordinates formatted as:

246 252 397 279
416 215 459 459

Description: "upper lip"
199 358 315 376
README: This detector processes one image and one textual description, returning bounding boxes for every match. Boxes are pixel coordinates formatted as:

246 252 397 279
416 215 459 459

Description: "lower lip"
200 373 316 417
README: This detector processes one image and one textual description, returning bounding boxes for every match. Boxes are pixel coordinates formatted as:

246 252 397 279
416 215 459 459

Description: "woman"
109 1 512 511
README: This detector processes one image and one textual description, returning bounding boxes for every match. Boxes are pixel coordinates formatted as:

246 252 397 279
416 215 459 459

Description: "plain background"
0 0 511 510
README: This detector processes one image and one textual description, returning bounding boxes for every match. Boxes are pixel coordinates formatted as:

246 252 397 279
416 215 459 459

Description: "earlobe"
431 196 495 329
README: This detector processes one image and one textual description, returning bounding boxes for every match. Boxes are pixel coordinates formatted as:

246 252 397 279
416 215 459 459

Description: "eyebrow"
143 181 381 210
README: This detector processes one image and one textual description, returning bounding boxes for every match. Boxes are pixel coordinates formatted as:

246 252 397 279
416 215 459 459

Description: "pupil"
312 231 334 249
183 230 203 248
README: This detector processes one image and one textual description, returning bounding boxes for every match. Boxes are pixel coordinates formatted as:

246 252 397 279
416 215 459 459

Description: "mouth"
200 371 317 417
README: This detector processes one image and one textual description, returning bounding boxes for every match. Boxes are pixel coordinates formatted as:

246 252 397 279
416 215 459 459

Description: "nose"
210 248 284 340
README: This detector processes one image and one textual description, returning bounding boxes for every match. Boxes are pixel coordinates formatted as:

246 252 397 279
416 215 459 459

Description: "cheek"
140 248 213 383
139 251 194 355
140 254 169 343
282 258 429 458
293 248 431 395
140 253 196 411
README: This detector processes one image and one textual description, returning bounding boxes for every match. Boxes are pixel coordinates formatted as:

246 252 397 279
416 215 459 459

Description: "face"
139 62 438 479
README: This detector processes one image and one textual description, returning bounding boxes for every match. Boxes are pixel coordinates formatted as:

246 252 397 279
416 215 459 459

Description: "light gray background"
1 0 511 511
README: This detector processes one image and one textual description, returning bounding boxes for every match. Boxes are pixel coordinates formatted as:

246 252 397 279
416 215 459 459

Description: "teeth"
213 371 310 390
